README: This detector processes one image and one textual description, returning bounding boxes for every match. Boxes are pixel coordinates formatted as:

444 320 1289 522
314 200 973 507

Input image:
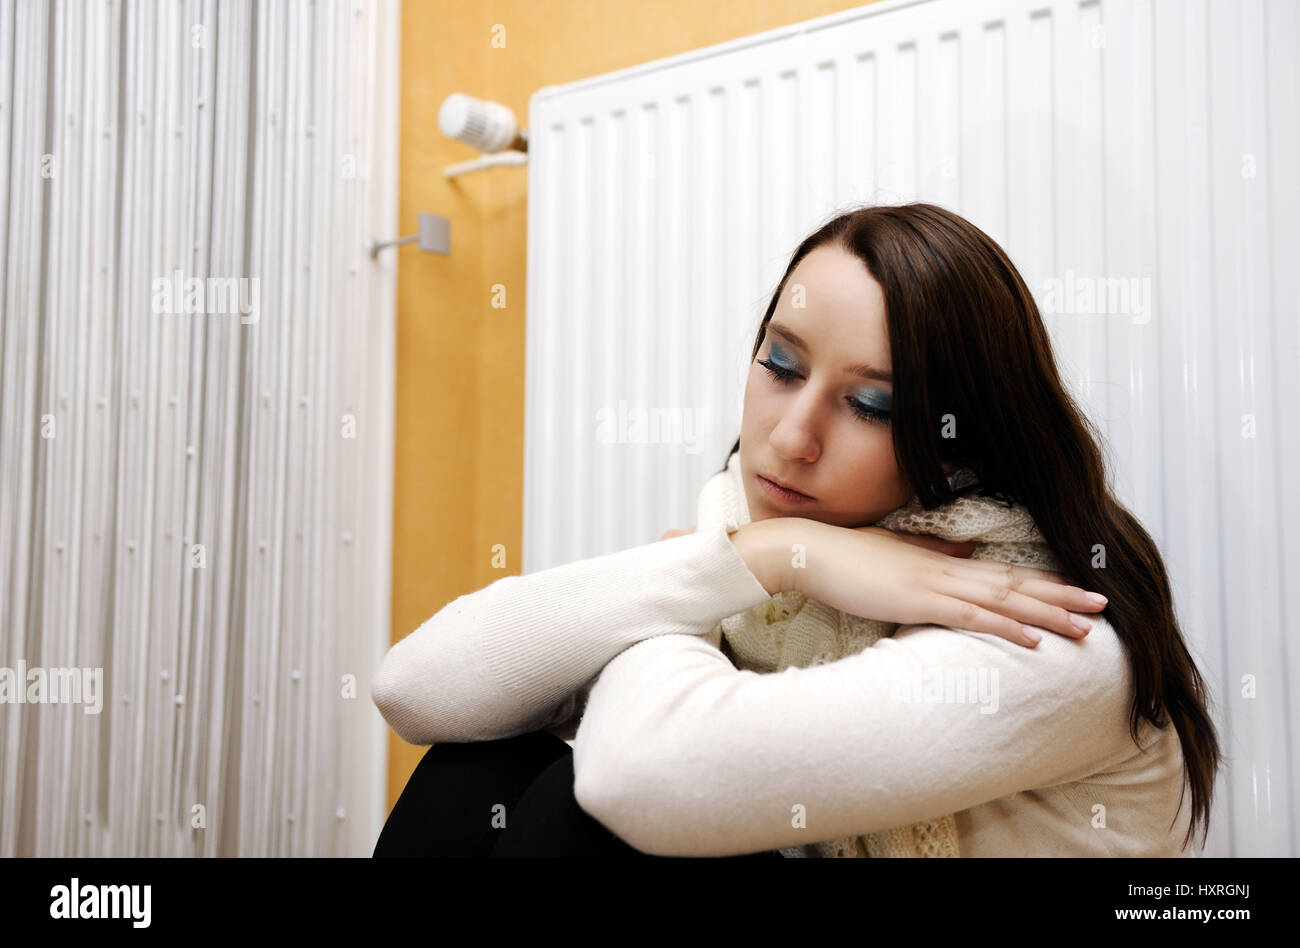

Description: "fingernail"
1070 614 1093 632
1087 592 1108 605
1022 625 1042 644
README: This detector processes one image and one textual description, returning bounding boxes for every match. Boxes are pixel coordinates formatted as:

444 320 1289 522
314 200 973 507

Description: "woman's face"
740 244 916 528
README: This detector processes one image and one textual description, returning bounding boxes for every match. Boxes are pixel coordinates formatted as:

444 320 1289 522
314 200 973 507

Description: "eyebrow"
766 321 894 383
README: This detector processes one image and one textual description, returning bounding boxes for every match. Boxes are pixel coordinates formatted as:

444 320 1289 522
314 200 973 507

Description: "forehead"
774 245 890 367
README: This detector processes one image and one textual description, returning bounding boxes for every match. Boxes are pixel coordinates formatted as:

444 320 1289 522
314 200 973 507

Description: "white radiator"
524 0 1299 856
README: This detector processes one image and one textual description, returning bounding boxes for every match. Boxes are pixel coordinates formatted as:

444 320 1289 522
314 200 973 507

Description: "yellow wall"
389 0 882 813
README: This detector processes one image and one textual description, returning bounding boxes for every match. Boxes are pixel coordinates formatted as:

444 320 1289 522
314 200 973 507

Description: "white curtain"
0 0 398 856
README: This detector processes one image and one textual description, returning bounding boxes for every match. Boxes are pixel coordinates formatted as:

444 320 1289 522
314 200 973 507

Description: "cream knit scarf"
695 451 1063 858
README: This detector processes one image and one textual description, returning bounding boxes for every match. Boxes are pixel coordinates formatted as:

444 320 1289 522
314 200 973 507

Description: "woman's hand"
729 517 1107 649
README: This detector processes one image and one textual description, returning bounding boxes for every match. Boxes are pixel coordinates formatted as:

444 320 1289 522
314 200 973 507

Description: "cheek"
882 448 913 503
848 434 908 496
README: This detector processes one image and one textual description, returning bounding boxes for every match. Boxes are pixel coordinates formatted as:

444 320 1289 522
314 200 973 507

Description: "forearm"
371 524 771 745
574 618 1135 857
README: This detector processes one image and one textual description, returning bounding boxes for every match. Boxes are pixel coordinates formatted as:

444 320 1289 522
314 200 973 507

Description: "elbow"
369 644 404 714
370 595 499 746
571 757 663 856
572 735 700 857
571 737 626 836
370 650 433 746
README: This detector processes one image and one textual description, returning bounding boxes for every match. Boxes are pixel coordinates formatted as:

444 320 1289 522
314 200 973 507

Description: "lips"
760 474 815 499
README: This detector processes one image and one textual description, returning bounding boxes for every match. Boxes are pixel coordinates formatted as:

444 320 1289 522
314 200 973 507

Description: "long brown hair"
723 202 1220 850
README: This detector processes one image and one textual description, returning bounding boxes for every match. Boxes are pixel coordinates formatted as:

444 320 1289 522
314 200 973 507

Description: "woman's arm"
369 524 771 745
731 516 1106 646
571 616 1139 857
371 512 1101 747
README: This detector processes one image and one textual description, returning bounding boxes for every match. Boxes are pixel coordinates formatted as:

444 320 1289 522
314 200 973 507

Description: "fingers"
934 574 1094 641
930 595 1043 648
946 558 1107 611
949 556 1063 582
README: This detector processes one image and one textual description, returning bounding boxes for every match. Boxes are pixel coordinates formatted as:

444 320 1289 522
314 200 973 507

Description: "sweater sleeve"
369 524 771 745
571 603 1143 856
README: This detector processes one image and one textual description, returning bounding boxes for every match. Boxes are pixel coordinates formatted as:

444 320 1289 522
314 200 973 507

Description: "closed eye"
758 358 798 383
757 358 890 426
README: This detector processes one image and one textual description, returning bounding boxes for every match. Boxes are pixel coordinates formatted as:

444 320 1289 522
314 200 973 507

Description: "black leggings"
373 729 782 858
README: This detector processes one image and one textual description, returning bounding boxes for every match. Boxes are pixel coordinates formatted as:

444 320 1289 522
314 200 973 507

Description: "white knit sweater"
371 492 1194 858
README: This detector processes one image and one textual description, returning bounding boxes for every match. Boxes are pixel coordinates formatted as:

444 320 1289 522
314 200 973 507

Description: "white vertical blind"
0 0 398 856
524 0 1299 856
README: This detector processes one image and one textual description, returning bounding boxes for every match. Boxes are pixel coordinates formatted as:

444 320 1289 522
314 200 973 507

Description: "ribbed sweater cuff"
477 524 770 707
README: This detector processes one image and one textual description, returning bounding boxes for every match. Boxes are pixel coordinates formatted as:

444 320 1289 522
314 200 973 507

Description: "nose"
769 389 821 463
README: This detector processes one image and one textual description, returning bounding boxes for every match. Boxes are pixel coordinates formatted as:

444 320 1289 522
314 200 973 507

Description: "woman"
372 202 1219 858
